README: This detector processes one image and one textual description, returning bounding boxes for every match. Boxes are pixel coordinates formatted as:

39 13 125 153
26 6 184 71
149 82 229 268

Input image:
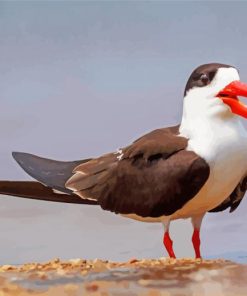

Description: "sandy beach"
0 258 246 295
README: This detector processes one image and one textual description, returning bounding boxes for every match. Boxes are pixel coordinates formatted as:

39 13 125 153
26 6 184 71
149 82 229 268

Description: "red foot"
163 231 176 258
192 229 201 259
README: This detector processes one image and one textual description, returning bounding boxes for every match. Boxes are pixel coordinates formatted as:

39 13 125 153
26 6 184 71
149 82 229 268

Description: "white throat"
179 67 247 163
180 67 241 139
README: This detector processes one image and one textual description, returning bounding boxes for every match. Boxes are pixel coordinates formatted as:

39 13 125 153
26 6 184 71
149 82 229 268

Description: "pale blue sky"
0 1 247 264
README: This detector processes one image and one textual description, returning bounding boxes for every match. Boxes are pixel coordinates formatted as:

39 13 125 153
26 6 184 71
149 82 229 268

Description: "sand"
0 258 246 295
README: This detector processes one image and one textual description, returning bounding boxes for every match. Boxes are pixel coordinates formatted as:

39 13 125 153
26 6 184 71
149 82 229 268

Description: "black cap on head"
184 63 233 96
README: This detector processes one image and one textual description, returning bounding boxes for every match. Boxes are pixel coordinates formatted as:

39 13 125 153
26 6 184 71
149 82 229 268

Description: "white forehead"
213 67 240 87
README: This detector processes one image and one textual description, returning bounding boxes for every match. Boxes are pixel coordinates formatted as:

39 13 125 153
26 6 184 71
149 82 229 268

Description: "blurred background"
0 1 247 264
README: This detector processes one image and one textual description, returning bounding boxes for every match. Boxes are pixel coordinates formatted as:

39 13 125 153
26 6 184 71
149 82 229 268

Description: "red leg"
192 229 201 259
163 231 176 258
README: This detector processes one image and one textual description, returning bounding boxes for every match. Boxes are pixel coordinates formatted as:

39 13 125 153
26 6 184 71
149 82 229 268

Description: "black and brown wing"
0 152 96 205
66 126 210 217
3 125 210 215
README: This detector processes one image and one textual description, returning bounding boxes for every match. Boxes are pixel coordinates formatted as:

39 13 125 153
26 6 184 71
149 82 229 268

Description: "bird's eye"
208 71 216 81
200 74 209 85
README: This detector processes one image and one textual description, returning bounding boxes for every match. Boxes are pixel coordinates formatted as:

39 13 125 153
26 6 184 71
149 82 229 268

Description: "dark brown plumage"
8 124 245 216
0 181 97 205
65 125 210 217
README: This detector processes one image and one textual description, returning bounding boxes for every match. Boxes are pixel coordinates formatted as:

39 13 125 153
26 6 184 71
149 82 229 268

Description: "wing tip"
12 151 19 158
12 151 33 163
12 152 23 166
12 151 24 158
12 151 22 163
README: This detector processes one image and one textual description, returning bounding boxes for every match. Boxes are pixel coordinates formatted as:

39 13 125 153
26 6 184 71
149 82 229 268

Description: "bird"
1 62 247 259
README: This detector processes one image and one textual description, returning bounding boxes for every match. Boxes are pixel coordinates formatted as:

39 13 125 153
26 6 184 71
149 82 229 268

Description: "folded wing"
66 125 210 217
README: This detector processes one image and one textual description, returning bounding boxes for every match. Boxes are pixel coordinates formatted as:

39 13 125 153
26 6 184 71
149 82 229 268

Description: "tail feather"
0 181 98 205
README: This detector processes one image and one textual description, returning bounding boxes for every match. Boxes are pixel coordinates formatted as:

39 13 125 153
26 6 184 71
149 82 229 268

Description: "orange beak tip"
218 80 247 119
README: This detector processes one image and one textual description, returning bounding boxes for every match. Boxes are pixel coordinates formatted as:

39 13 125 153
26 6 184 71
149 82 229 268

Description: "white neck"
179 67 246 140
179 94 245 140
179 88 247 166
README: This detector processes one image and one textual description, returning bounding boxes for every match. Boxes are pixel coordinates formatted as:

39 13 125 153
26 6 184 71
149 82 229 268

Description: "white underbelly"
171 156 246 220
172 124 247 219
121 150 247 224
122 121 247 223
121 213 163 223
122 148 247 223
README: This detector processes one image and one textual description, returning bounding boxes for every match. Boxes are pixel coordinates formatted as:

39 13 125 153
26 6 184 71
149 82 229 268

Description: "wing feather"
65 125 210 217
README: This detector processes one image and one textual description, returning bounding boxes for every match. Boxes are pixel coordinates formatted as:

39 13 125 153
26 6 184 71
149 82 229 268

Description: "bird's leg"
191 214 205 259
162 220 176 258
163 231 176 258
192 228 201 259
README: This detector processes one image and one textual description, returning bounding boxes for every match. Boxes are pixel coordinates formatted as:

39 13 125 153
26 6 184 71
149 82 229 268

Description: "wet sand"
0 258 246 295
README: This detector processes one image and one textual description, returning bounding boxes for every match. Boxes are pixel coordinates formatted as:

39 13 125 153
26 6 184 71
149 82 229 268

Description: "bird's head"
184 63 247 119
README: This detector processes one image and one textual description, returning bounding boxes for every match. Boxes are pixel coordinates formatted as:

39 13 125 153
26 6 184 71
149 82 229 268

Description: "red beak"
217 80 247 119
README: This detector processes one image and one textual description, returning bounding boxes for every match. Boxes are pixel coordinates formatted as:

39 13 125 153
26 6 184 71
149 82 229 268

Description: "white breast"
172 116 247 220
